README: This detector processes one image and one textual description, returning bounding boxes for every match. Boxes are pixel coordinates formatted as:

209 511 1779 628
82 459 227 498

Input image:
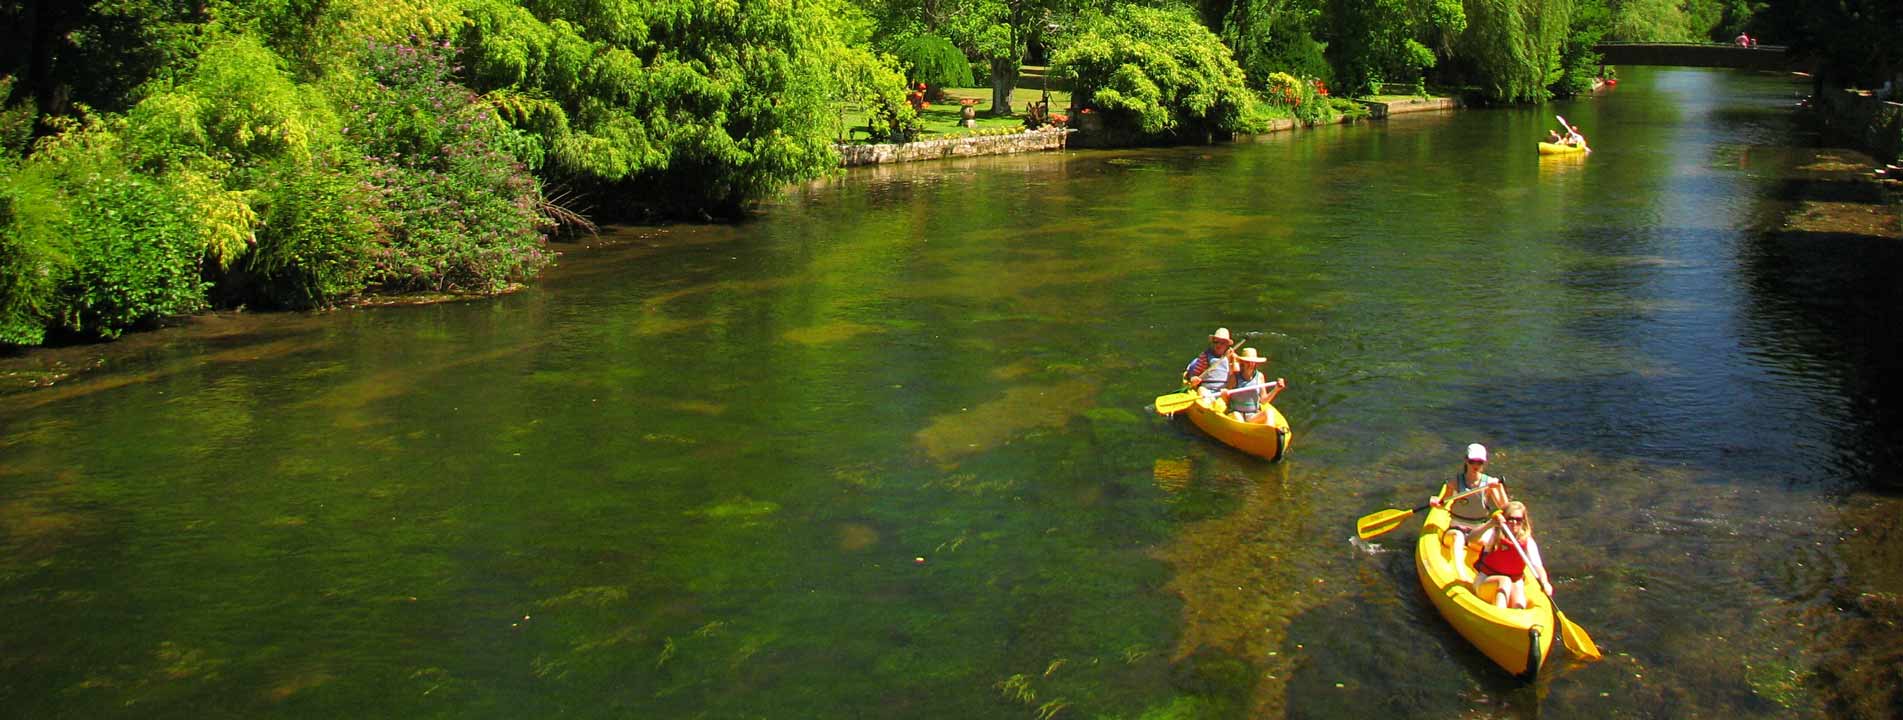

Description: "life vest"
1448 471 1497 524
1189 350 1230 389
1476 544 1527 579
1227 371 1264 414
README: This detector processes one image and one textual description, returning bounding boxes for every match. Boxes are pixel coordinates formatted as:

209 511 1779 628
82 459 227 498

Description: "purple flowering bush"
346 40 550 293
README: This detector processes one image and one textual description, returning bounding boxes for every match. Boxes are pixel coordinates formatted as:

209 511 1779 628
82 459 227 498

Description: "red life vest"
1476 545 1526 579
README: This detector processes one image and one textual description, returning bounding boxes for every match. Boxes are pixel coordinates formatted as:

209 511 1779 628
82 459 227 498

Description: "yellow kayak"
1537 141 1588 155
1416 507 1555 681
1183 395 1291 461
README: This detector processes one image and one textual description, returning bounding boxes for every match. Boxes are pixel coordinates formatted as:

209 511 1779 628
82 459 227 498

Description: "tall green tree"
1324 0 1463 95
1457 0 1573 102
1209 0 1333 85
943 0 1086 115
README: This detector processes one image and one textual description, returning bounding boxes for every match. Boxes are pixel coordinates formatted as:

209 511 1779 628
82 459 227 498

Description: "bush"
894 34 973 89
1 114 211 340
0 172 71 345
1052 5 1265 139
1262 72 1336 126
346 41 550 293
245 156 380 308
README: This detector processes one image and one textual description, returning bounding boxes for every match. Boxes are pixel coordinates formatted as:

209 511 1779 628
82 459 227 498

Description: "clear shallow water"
4 67 1902 718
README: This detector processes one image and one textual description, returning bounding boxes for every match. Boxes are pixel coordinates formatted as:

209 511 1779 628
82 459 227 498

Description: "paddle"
1556 114 1591 153
1152 390 1200 416
1497 520 1603 662
1354 482 1492 540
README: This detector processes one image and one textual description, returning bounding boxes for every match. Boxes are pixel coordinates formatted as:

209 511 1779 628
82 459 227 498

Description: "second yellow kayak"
1416 506 1555 681
1183 395 1292 461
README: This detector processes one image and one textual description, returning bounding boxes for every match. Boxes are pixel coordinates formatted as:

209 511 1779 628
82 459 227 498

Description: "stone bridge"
1594 42 1807 72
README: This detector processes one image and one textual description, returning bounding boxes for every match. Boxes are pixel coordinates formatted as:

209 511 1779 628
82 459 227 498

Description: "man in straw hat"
1183 328 1239 400
1222 347 1286 422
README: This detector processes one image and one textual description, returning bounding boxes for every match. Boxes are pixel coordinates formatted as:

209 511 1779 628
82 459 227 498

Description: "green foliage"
1606 0 1693 41
1261 72 1334 125
1456 0 1574 103
1552 0 1609 97
16 115 210 338
1218 0 1333 85
0 170 71 345
346 40 549 293
450 0 846 217
244 156 379 308
1325 0 1457 96
1052 5 1264 138
895 34 974 88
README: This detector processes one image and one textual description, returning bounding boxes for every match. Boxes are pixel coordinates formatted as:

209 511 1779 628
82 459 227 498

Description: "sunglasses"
1505 516 1525 524
1467 459 1486 466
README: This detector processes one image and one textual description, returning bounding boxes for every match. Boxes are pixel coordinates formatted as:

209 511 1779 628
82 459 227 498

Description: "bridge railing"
1594 41 1787 52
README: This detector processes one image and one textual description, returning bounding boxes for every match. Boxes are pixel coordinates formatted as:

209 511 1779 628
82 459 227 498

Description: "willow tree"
1325 0 1465 95
1457 0 1573 102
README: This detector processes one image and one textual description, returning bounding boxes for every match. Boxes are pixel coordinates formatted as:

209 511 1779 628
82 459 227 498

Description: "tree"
1209 0 1333 85
1457 0 1573 103
1324 0 1461 96
1051 4 1264 139
944 0 1079 116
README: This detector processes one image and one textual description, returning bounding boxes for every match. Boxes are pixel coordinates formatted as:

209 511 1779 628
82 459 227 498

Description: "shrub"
245 156 380 308
1052 5 1265 139
345 40 551 293
1262 72 1336 126
0 172 71 345
894 34 974 89
3 114 211 340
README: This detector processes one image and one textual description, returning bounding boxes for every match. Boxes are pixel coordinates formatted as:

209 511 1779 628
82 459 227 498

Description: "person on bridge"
1184 328 1239 400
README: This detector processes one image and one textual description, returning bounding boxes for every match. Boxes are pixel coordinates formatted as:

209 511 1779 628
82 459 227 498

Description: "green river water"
4 67 1902 718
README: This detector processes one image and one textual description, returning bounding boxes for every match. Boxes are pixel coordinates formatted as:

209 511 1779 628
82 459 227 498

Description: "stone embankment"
835 127 1071 167
1357 96 1462 119
1813 88 1903 165
834 94 1462 166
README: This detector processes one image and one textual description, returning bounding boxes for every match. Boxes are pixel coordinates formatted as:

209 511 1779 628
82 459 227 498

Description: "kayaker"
1473 501 1553 609
1223 347 1286 423
1183 328 1238 400
1429 443 1512 570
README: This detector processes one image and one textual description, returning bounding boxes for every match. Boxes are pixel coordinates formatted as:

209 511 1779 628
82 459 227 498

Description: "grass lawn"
834 86 1074 143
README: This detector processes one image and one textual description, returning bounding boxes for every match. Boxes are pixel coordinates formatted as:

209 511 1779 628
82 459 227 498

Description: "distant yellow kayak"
1183 395 1291 461
1538 141 1588 155
1416 507 1555 681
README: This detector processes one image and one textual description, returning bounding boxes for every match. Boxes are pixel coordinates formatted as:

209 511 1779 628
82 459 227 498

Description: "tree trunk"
989 58 1016 116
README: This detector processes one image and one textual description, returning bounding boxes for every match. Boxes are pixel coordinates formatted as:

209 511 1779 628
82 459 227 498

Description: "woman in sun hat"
1429 443 1512 571
1183 328 1239 400
1222 347 1286 422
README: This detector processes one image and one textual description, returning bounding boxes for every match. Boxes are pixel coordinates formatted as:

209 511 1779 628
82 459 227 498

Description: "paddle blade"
1355 507 1417 540
1154 391 1198 416
1556 610 1603 661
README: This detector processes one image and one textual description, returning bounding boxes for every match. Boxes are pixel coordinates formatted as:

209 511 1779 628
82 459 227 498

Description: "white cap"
1466 443 1488 462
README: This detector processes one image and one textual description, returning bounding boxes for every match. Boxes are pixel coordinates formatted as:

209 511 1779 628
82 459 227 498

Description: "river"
3 67 1900 718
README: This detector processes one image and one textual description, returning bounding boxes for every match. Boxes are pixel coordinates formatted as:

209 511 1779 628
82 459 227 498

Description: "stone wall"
1816 89 1903 165
1358 96 1460 119
835 128 1071 167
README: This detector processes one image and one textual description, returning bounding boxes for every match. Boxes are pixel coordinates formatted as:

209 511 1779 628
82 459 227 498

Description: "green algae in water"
687 498 780 520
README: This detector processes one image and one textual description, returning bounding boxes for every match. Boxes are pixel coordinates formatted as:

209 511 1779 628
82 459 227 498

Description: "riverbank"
836 93 1456 166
